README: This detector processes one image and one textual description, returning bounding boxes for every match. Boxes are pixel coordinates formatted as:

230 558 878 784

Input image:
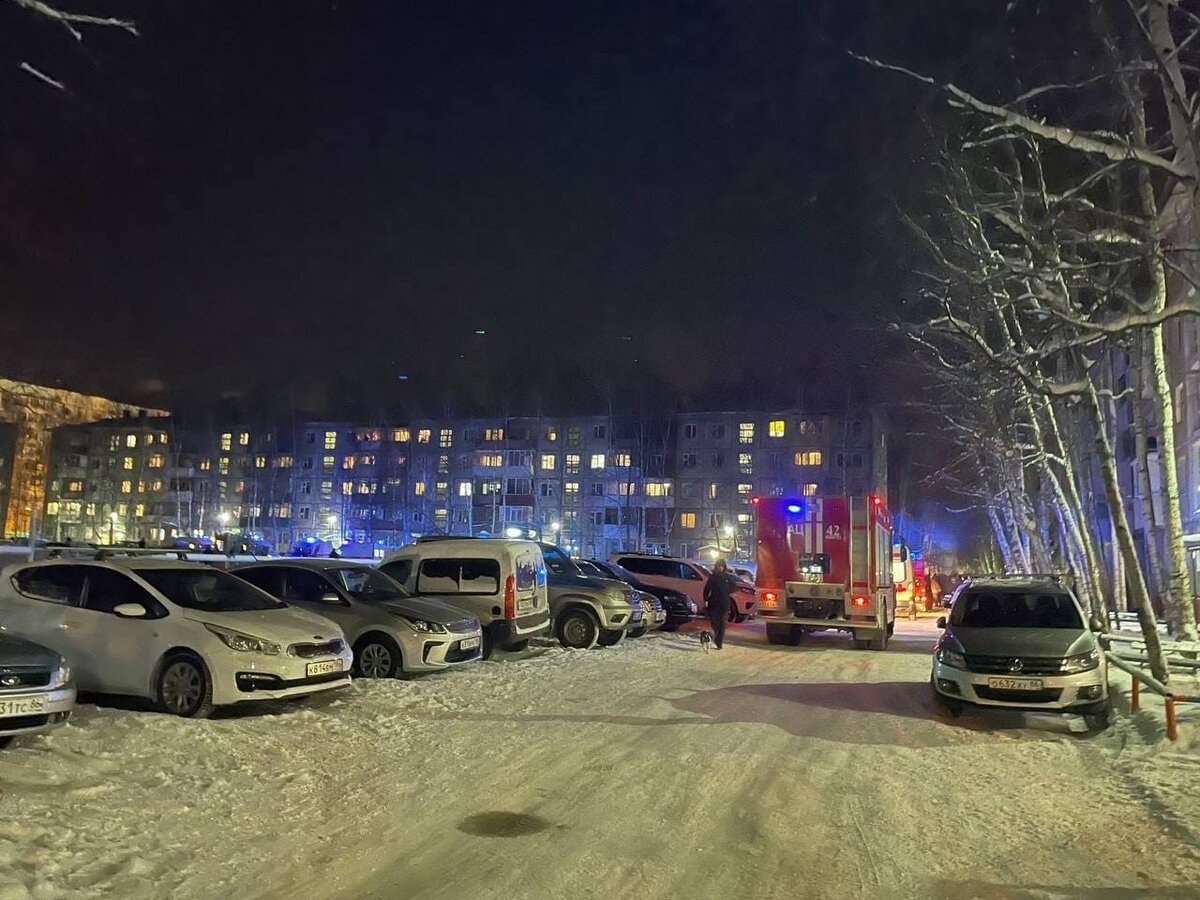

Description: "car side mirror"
936 616 947 629
1097 633 1112 650
319 592 342 604
1088 615 1105 633
113 602 149 618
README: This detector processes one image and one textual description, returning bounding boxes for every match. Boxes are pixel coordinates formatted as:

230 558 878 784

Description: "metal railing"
1103 632 1200 741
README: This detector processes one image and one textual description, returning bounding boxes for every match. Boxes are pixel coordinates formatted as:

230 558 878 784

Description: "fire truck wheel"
766 624 789 645
870 629 889 651
785 626 803 646
886 620 895 637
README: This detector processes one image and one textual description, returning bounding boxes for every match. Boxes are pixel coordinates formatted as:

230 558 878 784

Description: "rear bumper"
932 660 1108 711
488 612 551 645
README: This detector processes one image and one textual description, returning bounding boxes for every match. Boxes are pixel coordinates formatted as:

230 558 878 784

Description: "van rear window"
417 558 501 595
515 553 540 591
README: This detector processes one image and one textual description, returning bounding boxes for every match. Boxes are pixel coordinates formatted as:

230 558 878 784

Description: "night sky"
1 1 1027 418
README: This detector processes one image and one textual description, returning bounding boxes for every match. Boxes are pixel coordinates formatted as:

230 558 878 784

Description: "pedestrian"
703 558 738 650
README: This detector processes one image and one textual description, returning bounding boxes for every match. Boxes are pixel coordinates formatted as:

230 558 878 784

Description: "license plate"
517 597 534 612
0 695 48 717
306 659 343 678
986 677 1044 691
460 636 481 650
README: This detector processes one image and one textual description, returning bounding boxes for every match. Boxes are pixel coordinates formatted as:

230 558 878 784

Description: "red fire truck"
753 495 896 650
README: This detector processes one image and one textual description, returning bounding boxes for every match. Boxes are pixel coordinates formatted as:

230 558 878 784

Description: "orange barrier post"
1165 696 1178 742
1131 676 1141 711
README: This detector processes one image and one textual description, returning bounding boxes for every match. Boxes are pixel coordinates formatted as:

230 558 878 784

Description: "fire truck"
753 495 896 650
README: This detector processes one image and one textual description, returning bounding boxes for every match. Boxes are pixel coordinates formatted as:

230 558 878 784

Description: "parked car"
232 559 482 678
0 633 75 748
611 552 756 620
585 559 697 631
931 576 1110 729
538 543 641 649
379 538 550 658
0 556 353 718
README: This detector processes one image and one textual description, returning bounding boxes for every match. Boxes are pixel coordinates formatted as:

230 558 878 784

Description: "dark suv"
586 559 697 631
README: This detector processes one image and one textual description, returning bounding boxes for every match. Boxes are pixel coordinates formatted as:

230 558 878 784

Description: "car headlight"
936 647 966 669
605 589 628 607
50 663 71 688
396 616 447 634
687 599 698 613
1061 649 1101 673
205 623 282 655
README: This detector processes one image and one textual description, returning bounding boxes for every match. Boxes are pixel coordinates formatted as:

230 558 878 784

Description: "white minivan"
379 538 550 658
0 556 353 718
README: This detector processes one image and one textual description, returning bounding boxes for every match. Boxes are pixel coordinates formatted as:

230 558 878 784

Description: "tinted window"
12 566 85 605
950 590 1082 629
539 545 578 577
332 567 409 601
417 558 500 595
574 560 603 577
379 559 412 585
137 568 286 612
234 567 285 598
84 568 162 615
282 570 341 604
617 557 669 577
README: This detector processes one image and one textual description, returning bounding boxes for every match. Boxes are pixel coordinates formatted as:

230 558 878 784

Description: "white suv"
610 553 756 620
931 577 1110 728
0 556 353 718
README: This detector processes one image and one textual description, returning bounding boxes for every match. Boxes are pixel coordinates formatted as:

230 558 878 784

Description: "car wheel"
0 736 13 750
732 611 748 623
1083 698 1112 731
886 620 895 637
597 628 625 647
355 634 402 679
502 639 530 653
157 654 215 719
628 627 649 639
480 630 496 660
557 609 599 649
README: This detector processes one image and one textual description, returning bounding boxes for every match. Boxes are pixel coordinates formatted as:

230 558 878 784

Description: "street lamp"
217 511 230 528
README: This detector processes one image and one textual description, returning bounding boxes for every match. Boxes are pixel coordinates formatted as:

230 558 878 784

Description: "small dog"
699 630 714 653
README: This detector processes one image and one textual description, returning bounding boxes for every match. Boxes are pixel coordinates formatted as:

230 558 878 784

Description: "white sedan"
0 557 352 718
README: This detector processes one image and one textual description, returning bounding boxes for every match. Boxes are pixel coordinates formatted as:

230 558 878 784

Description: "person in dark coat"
703 558 738 650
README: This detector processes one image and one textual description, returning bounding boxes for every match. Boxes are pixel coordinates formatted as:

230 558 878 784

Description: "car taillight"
851 595 870 607
764 591 778 603
504 574 516 619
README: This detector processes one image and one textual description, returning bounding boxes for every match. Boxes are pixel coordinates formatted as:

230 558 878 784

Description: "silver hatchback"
0 633 75 748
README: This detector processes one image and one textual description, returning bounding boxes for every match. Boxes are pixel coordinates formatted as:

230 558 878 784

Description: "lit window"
324 431 338 450
234 481 245 493
117 503 128 516
484 428 505 441
708 483 719 500
739 423 754 444
480 453 503 467
565 454 580 474
134 504 145 517
795 451 823 466
546 427 557 441
342 482 353 495
321 480 332 494
613 452 631 467
144 434 155 446
278 504 291 517
46 502 59 516
739 452 753 475
438 455 450 472
120 481 132 494
238 432 250 446
254 456 266 469
737 483 753 495
392 428 410 442
323 456 335 470
277 455 293 468
159 432 168 444
220 433 232 451
414 481 426 495
199 459 212 471
564 481 580 496
109 436 120 451
125 434 137 448
737 512 752 524
679 512 697 529
541 453 556 470
151 480 163 491
148 454 164 469
590 453 605 470
343 456 356 470
803 483 818 496
458 482 473 497
644 482 671 497
361 454 376 466
123 457 134 471
435 481 449 500
768 420 785 438
357 482 371 495
67 480 83 492
440 428 453 448
85 503 96 517
218 457 230 475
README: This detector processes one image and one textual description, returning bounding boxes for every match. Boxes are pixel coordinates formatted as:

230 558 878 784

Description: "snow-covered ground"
2 618 1199 900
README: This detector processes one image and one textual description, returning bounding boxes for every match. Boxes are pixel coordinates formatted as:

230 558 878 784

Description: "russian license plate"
986 677 1044 691
0 695 48 717
460 636 481 651
517 597 534 612
306 659 343 678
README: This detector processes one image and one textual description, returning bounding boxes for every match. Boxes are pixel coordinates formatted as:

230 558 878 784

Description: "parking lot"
2 618 1200 900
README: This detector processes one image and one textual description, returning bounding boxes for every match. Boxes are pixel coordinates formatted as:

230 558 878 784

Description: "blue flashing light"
785 503 804 515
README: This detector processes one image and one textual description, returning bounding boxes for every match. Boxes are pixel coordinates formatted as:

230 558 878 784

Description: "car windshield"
601 562 643 589
950 589 1083 629
138 568 286 612
333 566 410 601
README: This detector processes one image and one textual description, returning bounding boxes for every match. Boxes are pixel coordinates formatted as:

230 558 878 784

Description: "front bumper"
597 604 638 631
932 660 1108 711
0 684 77 738
212 645 355 705
404 627 484 672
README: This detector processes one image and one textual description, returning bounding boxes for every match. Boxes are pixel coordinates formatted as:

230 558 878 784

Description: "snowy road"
3 618 1200 900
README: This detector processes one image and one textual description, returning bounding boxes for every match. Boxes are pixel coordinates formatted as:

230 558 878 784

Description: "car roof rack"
46 547 192 562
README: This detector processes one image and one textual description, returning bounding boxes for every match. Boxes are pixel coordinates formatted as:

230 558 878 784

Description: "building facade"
41 408 887 560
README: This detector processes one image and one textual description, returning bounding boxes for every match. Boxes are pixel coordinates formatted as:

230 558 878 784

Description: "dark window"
378 559 413 585
137 569 286 612
333 566 409 601
13 566 85 605
416 558 501 595
617 556 676 578
283 569 341 604
84 568 163 615
234 567 285 597
951 590 1082 629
